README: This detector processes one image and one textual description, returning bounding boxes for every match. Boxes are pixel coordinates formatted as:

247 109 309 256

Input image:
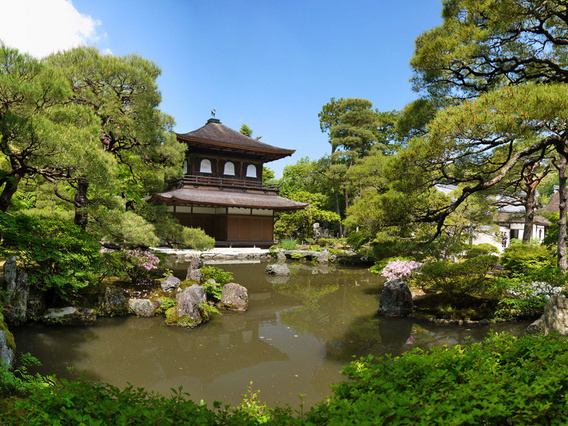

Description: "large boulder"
220 283 249 312
378 278 413 317
168 285 207 327
42 307 97 326
527 294 568 335
318 250 330 264
186 257 204 282
0 312 15 368
0 330 15 368
128 299 159 317
161 276 181 292
265 263 291 276
102 287 128 316
26 286 47 321
276 250 287 263
3 256 29 326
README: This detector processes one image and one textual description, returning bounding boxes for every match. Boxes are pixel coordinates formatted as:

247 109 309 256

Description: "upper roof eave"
175 119 295 162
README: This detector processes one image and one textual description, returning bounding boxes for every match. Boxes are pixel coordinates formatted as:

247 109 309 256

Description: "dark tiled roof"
176 119 295 162
147 187 308 211
543 191 559 213
495 212 550 226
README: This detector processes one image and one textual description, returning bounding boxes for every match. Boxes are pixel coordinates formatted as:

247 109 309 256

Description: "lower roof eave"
146 194 308 212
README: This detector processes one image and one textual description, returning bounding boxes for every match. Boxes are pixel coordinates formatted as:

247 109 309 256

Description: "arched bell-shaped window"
246 164 257 178
200 159 212 173
224 161 235 176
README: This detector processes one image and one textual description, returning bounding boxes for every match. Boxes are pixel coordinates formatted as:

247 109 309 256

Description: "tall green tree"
45 47 184 229
398 84 566 258
0 44 112 214
318 98 396 235
410 0 568 269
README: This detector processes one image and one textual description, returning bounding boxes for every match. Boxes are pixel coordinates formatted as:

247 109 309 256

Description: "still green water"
13 261 530 408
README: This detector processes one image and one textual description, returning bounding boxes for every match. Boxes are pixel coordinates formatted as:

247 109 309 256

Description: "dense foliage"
5 333 568 424
306 333 568 425
0 213 101 300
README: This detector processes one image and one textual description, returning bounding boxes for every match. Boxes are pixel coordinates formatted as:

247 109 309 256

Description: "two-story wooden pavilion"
146 118 307 247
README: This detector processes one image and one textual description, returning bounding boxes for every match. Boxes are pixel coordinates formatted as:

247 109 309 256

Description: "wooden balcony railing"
182 174 280 192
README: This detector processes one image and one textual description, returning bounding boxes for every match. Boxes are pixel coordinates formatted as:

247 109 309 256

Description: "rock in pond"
186 256 204 282
527 294 568 335
102 287 128 316
220 283 249 312
318 250 330 264
161 276 181 292
265 263 291 276
42 307 97 326
3 256 29 326
128 299 159 317
378 278 413 317
167 285 207 328
0 330 15 368
26 287 47 321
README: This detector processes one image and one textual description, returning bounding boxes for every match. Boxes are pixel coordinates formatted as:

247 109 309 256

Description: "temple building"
146 118 307 247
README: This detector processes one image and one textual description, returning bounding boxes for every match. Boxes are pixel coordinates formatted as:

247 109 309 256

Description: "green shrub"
200 266 233 285
493 273 564 320
7 334 568 424
411 255 497 294
0 213 102 300
316 238 336 248
1 379 225 425
279 238 298 250
0 354 51 398
306 333 568 425
93 209 160 248
156 297 177 314
202 280 223 302
200 266 233 301
501 242 556 276
461 243 498 258
180 227 215 250
346 231 367 249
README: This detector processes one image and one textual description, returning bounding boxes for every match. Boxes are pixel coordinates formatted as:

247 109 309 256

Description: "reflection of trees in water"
274 280 339 308
324 316 415 362
324 317 533 363
274 268 381 341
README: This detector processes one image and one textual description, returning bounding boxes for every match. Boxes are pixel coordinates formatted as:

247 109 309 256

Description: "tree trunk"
522 187 536 244
333 188 343 237
557 156 567 272
74 179 90 230
0 174 22 213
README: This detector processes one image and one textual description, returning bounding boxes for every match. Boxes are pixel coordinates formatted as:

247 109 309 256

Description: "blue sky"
0 0 443 177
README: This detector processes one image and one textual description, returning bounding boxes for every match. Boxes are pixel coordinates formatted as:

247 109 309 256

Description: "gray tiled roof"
147 187 308 211
176 119 295 161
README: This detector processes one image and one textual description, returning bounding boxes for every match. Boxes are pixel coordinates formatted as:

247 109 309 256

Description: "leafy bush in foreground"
4 333 568 424
411 255 497 295
0 213 101 300
306 333 568 425
501 242 556 276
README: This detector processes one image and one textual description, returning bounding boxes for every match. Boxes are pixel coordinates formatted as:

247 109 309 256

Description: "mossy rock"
0 312 15 351
164 306 202 328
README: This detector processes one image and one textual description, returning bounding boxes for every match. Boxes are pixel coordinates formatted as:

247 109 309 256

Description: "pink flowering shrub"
381 259 421 281
122 249 161 284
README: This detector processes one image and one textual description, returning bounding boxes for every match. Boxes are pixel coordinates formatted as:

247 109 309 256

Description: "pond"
12 260 531 408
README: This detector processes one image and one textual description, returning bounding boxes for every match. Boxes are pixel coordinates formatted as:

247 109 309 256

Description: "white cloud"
0 0 103 58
